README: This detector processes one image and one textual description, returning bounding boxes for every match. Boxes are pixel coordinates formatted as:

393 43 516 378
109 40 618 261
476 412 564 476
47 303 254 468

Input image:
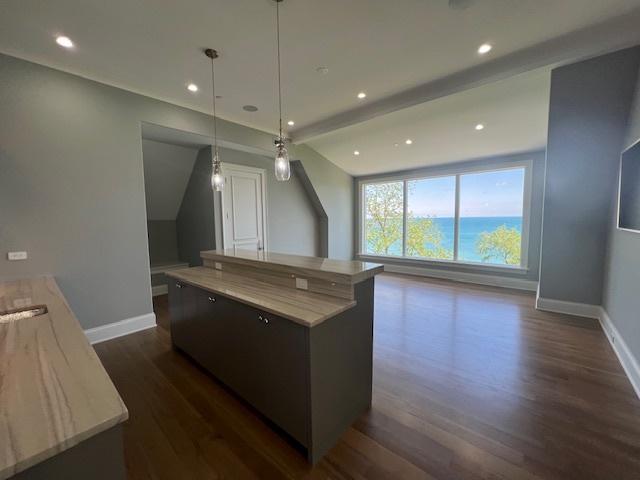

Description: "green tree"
364 182 403 255
406 216 451 259
476 225 521 265
364 182 451 258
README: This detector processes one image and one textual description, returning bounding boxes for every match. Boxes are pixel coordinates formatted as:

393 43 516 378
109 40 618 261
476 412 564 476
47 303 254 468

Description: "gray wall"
354 151 545 281
176 147 217 267
292 145 354 260
142 139 198 221
603 62 640 362
175 146 320 266
147 220 179 266
0 53 352 329
538 47 640 305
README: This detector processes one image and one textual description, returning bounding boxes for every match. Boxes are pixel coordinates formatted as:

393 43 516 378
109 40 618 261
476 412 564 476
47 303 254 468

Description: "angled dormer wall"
142 139 198 266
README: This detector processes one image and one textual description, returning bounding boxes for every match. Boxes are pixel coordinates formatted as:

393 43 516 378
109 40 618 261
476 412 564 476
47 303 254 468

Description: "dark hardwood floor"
94 273 640 479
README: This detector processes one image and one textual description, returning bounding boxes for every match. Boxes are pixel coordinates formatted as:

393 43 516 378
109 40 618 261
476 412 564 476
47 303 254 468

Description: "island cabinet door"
194 289 242 386
225 302 309 446
168 280 199 351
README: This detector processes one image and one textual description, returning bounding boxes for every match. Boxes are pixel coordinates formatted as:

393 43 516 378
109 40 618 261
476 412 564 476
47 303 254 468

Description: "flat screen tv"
619 139 640 232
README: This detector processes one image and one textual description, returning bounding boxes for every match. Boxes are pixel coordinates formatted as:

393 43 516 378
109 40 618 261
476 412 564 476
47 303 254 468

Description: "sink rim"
0 305 48 323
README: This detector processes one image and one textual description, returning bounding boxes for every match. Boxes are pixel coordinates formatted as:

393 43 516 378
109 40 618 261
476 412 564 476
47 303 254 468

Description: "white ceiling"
2 0 639 176
1 0 639 137
142 139 198 221
307 68 551 175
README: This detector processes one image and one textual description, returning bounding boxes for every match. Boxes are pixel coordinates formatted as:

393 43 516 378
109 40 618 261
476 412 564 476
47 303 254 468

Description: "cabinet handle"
258 315 263 321
175 283 182 289
208 296 216 303
264 317 269 325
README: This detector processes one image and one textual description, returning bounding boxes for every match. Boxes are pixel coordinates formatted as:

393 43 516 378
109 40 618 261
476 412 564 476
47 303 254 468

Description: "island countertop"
0 276 128 479
201 249 384 285
167 267 357 327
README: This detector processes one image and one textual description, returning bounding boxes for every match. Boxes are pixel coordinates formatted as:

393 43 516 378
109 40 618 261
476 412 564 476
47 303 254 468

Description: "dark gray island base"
11 426 125 480
167 250 383 463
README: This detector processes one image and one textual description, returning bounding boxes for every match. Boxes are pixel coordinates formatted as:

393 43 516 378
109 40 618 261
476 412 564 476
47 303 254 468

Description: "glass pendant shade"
205 48 224 193
211 150 224 191
275 140 291 181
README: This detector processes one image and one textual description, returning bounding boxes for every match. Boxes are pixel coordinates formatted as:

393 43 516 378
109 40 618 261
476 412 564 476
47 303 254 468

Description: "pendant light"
273 0 290 181
205 48 224 191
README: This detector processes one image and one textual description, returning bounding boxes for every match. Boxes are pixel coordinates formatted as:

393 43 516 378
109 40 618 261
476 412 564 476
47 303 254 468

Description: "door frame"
219 162 268 251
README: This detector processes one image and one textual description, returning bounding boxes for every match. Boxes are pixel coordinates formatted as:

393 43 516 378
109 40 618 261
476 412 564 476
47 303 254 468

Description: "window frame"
357 159 533 272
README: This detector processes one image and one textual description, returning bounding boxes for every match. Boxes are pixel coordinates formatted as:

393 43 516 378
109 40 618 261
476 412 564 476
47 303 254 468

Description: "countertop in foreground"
0 276 128 479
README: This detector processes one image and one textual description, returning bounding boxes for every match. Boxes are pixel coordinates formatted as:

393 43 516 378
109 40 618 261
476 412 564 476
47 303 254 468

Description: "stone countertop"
167 267 358 327
200 249 384 285
0 276 128 480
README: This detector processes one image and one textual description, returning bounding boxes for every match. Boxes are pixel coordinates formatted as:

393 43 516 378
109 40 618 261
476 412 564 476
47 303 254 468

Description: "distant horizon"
366 214 522 219
414 214 522 219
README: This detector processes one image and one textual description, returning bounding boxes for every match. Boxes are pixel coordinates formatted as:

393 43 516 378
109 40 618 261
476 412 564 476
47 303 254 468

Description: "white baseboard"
383 263 538 291
152 284 168 297
535 294 601 319
534 293 640 400
85 312 156 345
599 307 640 399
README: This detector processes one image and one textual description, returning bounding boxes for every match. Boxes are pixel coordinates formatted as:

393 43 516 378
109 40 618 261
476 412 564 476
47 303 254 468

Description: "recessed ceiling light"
405 139 413 145
55 36 73 48
187 83 198 92
357 92 367 99
243 105 258 112
478 43 492 55
354 150 360 156
475 123 485 130
394 143 399 147
287 120 295 126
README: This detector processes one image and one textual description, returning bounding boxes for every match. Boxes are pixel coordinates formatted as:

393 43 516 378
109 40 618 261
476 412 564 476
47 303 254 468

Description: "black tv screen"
619 140 640 232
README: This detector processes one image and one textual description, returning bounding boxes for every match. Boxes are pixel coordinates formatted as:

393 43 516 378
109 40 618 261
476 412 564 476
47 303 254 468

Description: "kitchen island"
166 249 383 463
0 276 128 480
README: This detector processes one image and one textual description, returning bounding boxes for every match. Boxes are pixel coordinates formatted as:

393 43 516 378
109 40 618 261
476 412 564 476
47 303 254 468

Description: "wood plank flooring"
94 273 640 479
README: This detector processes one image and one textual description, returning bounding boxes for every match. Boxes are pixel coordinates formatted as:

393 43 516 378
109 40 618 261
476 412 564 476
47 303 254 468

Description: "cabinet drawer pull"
264 317 269 325
175 283 182 289
208 296 216 303
258 315 263 321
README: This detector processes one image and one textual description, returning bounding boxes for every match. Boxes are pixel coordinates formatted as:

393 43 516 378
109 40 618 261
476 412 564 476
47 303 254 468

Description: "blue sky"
408 168 525 218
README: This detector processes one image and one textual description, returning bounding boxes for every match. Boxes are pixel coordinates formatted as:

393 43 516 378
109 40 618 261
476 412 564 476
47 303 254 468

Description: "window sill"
357 254 530 275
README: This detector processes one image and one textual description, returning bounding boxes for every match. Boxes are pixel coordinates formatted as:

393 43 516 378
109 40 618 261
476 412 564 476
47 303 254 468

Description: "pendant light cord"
276 0 283 141
210 56 218 152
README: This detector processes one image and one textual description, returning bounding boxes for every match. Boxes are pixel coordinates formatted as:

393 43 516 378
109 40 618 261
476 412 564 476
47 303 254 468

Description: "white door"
221 164 267 251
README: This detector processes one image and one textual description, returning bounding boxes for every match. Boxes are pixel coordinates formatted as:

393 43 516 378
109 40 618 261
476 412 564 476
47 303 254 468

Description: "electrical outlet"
7 251 27 261
295 278 308 290
214 262 222 270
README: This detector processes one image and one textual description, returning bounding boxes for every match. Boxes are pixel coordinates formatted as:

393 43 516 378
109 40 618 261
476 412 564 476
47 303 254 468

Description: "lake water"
370 216 522 264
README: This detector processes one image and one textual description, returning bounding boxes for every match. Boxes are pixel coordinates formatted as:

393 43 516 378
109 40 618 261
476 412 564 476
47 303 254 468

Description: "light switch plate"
8 251 27 261
295 277 308 290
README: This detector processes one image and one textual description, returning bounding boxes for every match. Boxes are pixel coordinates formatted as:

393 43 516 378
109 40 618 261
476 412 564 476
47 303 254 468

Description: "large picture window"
359 164 530 268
